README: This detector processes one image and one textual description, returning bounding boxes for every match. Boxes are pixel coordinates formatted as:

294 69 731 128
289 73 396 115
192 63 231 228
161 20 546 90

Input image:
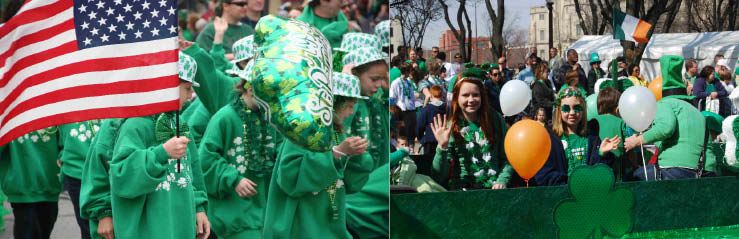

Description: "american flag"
0 0 180 146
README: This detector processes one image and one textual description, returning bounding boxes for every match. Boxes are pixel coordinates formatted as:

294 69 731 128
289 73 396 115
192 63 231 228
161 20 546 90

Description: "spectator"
444 53 463 82
693 66 729 116
561 70 588 97
554 49 588 90
684 59 698 95
627 64 647 87
534 107 548 126
593 88 630 180
195 1 254 54
406 49 428 80
484 66 504 115
587 53 605 95
415 47 426 62
516 54 537 85
389 63 419 146
417 85 447 165
431 47 440 61
389 56 403 84
239 0 264 28
498 57 514 82
418 63 447 106
297 0 350 48
531 62 555 124
549 47 563 71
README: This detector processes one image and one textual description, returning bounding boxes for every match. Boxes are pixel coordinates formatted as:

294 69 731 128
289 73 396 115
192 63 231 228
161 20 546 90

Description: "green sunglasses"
561 104 583 113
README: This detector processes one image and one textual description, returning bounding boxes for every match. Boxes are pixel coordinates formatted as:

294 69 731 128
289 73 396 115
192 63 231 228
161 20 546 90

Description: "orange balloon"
504 120 551 181
648 76 662 101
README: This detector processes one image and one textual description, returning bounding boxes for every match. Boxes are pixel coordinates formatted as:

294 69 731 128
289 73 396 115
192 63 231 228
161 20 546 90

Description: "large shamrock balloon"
251 15 334 151
554 165 634 238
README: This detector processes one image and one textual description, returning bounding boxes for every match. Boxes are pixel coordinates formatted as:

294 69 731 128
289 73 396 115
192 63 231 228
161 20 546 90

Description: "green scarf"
154 112 190 143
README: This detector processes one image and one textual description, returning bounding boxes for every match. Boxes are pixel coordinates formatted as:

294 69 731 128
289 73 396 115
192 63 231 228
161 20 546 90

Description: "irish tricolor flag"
612 9 652 43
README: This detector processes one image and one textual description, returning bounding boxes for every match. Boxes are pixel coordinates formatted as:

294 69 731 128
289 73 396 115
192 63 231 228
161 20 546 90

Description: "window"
539 14 544 20
540 30 545 41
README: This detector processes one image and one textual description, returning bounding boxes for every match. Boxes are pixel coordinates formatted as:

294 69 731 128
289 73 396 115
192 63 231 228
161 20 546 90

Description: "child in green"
263 73 374 238
198 78 280 237
109 53 211 239
59 120 101 238
80 118 125 239
0 127 62 238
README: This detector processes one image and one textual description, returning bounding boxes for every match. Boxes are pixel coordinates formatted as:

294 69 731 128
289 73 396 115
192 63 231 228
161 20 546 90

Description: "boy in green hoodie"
0 127 62 239
263 72 374 238
109 52 210 239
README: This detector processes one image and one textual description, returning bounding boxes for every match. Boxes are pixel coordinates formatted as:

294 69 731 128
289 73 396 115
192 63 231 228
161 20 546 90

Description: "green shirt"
296 6 349 48
263 137 373 238
198 100 279 238
593 114 626 159
60 120 101 179
195 22 254 54
642 98 706 169
560 133 589 176
0 127 62 203
80 119 124 239
389 67 401 85
110 115 208 239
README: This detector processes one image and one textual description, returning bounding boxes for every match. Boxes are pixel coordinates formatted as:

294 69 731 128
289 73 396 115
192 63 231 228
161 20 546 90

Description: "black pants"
64 175 90 239
10 202 58 239
420 142 438 176
400 110 417 142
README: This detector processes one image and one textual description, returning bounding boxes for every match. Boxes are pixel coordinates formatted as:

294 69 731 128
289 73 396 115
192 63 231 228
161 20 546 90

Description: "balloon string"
524 179 529 188
639 132 648 181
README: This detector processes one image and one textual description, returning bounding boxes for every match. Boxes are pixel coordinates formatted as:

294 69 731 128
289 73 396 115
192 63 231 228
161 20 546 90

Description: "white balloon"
499 80 532 116
618 86 657 132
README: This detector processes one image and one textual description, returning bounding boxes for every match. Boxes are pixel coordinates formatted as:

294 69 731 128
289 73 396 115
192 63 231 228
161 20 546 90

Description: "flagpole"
176 110 181 173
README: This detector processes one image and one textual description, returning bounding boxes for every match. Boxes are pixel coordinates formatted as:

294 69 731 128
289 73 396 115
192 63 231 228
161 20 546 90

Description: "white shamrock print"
471 156 479 164
487 169 497 176
474 170 484 178
78 135 88 142
233 137 243 145
70 129 79 137
177 177 188 188
237 165 246 174
37 129 46 134
236 155 245 163
42 135 51 142
236 146 244 152
483 153 491 162
336 179 344 188
85 130 92 138
227 149 236 157
30 135 39 142
79 124 87 132
93 125 100 133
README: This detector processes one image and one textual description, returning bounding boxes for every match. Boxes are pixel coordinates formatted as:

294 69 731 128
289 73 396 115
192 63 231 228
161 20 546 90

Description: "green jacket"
195 22 254 54
296 6 349 48
198 100 279 238
263 137 373 238
80 119 124 239
0 127 62 203
60 121 101 179
643 98 706 169
110 115 208 239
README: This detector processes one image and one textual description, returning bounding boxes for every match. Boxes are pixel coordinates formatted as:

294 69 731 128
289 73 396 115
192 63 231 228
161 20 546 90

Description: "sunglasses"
561 104 583 113
492 73 499 76
227 1 248 7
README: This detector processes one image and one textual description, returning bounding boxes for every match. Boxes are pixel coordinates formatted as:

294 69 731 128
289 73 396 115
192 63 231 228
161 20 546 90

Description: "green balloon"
586 94 599 120
252 15 334 152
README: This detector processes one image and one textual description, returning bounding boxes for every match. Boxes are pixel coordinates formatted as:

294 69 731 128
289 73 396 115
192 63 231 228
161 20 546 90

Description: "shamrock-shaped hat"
660 55 692 100
335 32 382 53
375 20 390 47
231 35 256 64
342 47 387 68
721 115 739 171
178 52 200 87
333 72 368 99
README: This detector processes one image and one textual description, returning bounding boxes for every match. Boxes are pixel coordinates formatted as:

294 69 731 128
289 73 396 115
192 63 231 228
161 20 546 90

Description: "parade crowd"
389 44 739 192
0 0 389 238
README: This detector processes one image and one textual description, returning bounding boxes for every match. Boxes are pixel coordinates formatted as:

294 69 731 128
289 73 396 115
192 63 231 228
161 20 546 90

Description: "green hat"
702 111 724 133
660 55 692 100
589 53 601 64
461 67 486 80
332 72 368 99
375 20 390 47
489 63 499 70
598 77 633 92
334 33 382 53
463 62 474 69
231 35 255 64
178 52 199 87
342 47 387 68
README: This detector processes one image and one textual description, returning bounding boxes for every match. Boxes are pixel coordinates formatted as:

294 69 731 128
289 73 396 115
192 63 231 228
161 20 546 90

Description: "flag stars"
151 28 160 36
101 34 109 42
123 4 133 12
79 5 87 13
105 7 114 15
126 21 134 30
114 0 123 5
142 1 151 9
96 1 105 9
87 11 97 19
118 32 126 40
81 22 90 30
143 19 151 28
158 0 167 7
97 18 107 26
107 25 117 32
83 38 92 45
167 6 176 15
91 28 99 36
133 11 142 20
115 14 124 22
168 25 177 34
151 9 159 18
158 17 167 26
134 30 143 38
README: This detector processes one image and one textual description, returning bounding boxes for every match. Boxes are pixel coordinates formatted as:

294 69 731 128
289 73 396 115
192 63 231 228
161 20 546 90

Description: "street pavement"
0 192 82 239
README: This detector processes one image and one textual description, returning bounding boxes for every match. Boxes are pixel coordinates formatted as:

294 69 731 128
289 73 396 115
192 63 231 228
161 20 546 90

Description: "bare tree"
390 0 443 49
484 0 505 61
687 0 739 32
438 0 474 62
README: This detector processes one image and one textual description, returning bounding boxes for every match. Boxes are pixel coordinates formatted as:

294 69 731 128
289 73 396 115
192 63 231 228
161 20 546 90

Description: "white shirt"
389 77 417 111
444 62 461 82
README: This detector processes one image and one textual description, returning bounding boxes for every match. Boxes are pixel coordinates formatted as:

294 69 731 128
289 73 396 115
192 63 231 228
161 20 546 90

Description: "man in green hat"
624 55 706 181
297 0 349 48
587 53 605 95
195 1 255 55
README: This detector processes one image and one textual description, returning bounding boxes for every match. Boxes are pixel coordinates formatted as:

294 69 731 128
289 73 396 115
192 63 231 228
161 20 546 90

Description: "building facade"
437 30 495 64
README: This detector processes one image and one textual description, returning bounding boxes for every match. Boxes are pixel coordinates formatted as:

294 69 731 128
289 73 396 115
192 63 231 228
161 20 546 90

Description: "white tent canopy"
568 31 739 81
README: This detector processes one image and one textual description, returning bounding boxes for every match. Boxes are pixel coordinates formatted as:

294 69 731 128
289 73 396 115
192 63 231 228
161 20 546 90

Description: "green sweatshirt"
60 121 101 180
109 114 208 239
0 127 62 203
263 136 373 238
593 114 626 159
187 102 212 147
184 45 240 115
80 119 124 239
367 94 389 168
642 98 706 169
346 163 390 239
296 6 349 48
195 22 254 54
198 99 279 238
209 43 235 73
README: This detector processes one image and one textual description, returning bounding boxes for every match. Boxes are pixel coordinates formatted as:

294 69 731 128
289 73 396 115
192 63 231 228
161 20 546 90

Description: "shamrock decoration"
554 165 634 239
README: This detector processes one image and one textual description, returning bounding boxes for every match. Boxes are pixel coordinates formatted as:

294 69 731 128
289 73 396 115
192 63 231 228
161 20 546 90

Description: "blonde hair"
552 88 588 137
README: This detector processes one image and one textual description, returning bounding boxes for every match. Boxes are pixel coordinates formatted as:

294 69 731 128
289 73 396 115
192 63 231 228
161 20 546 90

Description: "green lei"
232 96 277 177
453 120 499 189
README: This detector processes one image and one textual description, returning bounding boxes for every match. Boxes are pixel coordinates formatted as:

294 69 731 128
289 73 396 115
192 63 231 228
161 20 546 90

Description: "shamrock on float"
554 165 634 239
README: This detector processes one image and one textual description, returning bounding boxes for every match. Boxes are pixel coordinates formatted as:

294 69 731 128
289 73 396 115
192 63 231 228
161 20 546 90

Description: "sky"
421 0 544 49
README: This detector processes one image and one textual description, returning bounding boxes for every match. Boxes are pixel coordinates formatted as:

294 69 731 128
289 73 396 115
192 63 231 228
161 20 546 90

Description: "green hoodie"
642 98 706 169
80 119 124 239
0 127 62 203
110 114 208 239
296 6 349 48
195 22 254 54
198 98 280 238
60 121 101 180
263 136 373 238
